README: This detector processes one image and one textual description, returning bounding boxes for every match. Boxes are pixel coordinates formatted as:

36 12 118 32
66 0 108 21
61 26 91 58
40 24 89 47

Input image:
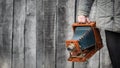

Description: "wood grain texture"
24 0 36 68
56 0 75 68
12 0 25 68
36 0 45 68
0 0 13 68
43 0 57 68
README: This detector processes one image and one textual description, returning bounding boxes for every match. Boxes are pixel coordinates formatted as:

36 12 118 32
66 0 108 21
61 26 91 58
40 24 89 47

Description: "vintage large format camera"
65 22 103 62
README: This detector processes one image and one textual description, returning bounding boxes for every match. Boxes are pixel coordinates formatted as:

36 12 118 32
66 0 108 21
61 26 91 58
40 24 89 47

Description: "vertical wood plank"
56 0 74 68
0 0 13 68
43 0 57 68
12 0 25 68
36 0 45 68
24 0 36 68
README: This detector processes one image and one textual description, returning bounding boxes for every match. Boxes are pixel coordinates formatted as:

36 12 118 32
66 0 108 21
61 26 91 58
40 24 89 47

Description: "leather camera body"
65 22 103 62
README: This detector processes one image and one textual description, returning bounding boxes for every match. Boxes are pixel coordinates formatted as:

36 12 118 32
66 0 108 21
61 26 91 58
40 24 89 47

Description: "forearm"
77 0 94 16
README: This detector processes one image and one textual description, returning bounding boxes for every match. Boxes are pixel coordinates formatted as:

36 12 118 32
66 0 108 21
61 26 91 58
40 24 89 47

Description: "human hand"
77 15 90 23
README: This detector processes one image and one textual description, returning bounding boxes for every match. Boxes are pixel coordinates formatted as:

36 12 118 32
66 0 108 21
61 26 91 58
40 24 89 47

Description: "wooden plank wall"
0 0 112 68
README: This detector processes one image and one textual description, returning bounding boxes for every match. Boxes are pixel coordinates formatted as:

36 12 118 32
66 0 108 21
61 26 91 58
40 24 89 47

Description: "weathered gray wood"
0 0 13 68
12 0 25 68
36 0 45 68
56 0 74 68
43 0 57 68
24 0 36 68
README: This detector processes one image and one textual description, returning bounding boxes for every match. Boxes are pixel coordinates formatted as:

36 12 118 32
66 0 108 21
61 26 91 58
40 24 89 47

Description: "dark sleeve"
77 0 94 16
